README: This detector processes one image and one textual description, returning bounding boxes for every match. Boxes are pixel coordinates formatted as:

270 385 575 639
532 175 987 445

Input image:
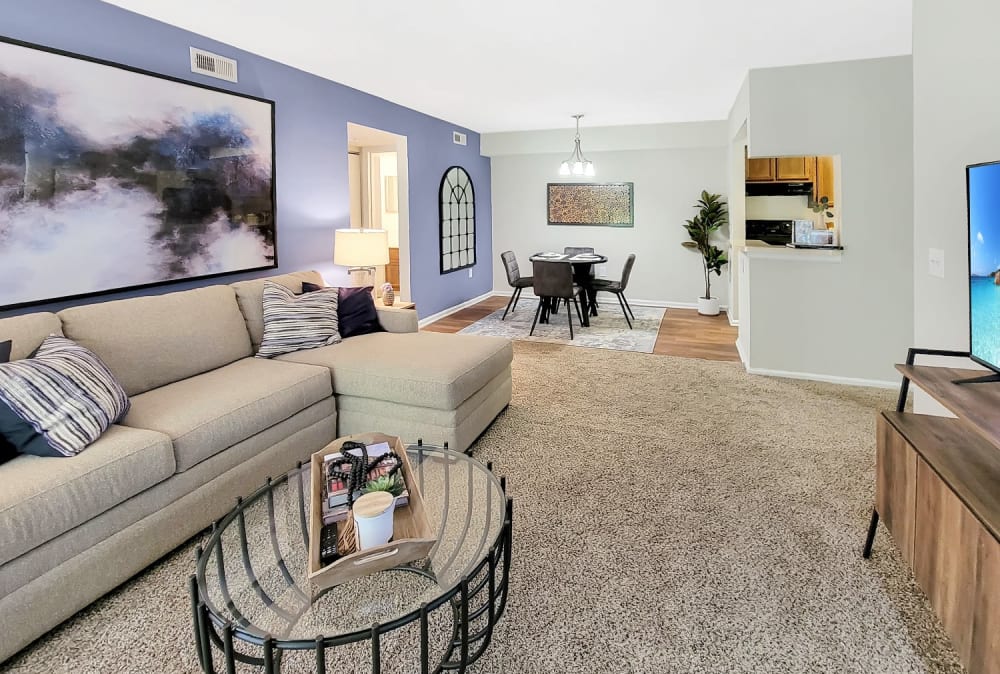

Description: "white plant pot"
697 296 720 316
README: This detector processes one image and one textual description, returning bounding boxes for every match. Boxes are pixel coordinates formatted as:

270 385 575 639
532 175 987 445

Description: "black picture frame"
0 35 278 311
439 166 476 274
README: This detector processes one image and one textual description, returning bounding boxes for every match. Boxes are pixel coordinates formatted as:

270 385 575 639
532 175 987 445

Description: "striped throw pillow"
257 281 342 358
0 335 130 457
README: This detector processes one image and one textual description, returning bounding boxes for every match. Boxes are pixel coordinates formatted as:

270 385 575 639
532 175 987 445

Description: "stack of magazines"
321 441 409 524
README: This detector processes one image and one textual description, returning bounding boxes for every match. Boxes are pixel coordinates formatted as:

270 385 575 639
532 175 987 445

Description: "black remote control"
319 523 340 565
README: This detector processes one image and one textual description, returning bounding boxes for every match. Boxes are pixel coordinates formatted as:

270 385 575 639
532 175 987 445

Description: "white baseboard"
418 292 496 328
746 366 898 389
736 339 748 367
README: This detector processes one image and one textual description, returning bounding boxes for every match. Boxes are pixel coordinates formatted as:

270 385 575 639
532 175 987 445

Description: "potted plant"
362 474 405 497
682 191 729 316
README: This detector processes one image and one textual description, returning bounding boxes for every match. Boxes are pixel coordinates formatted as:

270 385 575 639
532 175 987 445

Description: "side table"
376 298 415 310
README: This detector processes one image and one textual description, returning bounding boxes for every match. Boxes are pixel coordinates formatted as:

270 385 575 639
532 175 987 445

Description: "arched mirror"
440 166 476 274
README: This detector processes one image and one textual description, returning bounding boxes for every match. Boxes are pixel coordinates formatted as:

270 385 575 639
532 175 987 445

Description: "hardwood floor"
422 296 741 362
654 308 741 362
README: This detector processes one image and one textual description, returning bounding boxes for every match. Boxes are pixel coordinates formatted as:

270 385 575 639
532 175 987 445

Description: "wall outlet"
928 248 945 278
468 268 473 279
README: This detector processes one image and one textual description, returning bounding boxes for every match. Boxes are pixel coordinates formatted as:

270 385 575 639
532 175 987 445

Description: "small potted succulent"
362 474 405 497
681 191 729 316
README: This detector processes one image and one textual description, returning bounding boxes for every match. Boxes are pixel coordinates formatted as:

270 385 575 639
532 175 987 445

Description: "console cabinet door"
876 414 917 564
914 458 1000 673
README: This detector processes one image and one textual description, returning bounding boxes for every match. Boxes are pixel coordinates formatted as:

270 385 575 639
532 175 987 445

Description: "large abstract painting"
0 38 276 310
547 183 634 227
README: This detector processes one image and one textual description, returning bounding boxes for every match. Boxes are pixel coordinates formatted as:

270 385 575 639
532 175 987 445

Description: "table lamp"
333 228 389 287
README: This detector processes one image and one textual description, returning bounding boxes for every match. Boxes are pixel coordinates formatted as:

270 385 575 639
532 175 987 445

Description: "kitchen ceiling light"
559 114 594 177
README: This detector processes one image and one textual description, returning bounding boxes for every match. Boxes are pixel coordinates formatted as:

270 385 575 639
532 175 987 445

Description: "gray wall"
485 123 729 306
912 0 1000 387
744 56 914 383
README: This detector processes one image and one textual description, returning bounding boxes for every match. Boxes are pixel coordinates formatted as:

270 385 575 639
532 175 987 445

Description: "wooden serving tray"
307 432 435 591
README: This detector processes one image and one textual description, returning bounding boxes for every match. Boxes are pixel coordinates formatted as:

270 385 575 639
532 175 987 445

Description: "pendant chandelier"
558 114 595 177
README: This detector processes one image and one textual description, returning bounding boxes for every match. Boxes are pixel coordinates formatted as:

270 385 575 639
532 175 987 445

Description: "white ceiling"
103 0 912 134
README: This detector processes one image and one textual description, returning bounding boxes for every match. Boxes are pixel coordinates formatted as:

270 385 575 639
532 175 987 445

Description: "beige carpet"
2 342 963 673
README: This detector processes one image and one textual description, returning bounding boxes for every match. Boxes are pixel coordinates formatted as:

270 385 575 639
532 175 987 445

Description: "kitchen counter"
740 240 843 262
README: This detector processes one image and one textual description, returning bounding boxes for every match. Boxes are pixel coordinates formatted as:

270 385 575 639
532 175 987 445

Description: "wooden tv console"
866 363 1000 674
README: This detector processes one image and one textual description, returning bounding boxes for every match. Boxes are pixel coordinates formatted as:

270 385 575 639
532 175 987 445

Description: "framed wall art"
440 166 475 273
0 37 277 310
547 182 634 227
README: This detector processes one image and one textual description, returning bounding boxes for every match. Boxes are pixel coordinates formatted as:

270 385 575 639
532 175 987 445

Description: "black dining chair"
562 246 598 310
530 260 584 339
592 254 636 329
499 251 533 320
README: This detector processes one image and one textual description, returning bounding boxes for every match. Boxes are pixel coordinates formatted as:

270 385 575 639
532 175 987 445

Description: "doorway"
346 123 410 300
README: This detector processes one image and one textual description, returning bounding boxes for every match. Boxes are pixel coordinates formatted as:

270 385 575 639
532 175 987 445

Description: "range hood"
745 181 813 197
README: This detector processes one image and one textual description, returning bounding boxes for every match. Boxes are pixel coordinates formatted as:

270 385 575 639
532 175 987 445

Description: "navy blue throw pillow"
0 341 16 463
338 287 385 339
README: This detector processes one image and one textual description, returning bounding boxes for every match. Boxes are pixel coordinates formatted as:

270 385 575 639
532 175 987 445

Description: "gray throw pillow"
0 335 130 457
257 281 342 358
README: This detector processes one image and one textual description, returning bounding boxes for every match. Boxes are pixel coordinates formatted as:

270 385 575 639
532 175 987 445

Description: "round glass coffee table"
189 441 512 673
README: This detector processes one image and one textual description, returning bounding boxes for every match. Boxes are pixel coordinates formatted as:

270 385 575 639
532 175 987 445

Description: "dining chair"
562 246 597 309
499 251 533 320
530 260 584 339
592 254 636 329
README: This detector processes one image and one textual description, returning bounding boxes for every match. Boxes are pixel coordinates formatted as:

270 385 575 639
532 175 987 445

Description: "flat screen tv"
967 161 1000 378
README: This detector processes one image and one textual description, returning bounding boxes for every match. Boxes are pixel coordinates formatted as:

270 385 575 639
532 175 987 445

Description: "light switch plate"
468 268 473 279
928 248 945 278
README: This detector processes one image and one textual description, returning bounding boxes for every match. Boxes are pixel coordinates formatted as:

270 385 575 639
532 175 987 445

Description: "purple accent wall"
0 0 492 319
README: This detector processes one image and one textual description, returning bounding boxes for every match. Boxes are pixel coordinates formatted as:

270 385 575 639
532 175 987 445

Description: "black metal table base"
191 466 512 673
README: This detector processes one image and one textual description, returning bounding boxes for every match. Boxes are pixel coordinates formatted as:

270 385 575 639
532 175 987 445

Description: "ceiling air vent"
452 131 467 146
189 47 238 83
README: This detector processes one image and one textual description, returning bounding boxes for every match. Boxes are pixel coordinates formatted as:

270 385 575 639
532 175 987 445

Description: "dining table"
528 251 608 327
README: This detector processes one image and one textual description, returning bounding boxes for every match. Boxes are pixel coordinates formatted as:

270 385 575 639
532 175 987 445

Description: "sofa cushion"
0 424 174 566
0 336 131 457
276 332 513 410
58 285 253 396
257 282 341 358
231 271 326 352
121 357 332 472
0 312 63 361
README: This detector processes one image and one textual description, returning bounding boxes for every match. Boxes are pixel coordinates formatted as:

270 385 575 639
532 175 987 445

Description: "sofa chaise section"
278 331 513 451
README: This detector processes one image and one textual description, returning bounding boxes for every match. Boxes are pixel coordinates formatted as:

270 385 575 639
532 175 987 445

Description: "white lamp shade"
333 229 390 266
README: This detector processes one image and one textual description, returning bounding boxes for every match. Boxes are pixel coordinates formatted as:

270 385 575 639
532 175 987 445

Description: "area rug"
1 343 962 673
458 299 665 353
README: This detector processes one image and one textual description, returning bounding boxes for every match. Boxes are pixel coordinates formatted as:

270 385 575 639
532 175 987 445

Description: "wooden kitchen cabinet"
745 157 775 181
774 156 811 180
815 156 835 205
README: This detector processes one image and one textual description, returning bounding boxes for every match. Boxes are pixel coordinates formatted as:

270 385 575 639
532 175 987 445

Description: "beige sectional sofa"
0 270 511 661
